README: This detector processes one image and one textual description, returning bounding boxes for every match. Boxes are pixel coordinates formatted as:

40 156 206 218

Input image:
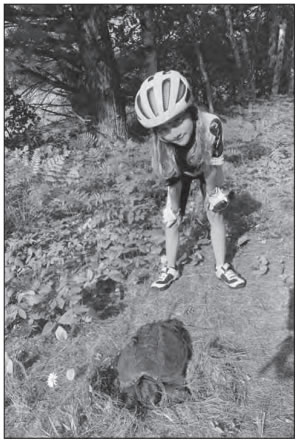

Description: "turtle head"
119 376 163 410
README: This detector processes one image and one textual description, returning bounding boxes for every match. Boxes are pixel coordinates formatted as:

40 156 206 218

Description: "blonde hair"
151 106 208 180
151 132 180 180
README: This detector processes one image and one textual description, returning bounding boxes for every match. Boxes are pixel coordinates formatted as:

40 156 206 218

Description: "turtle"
116 318 193 409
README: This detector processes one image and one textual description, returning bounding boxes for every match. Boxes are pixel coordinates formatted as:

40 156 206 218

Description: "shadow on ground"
224 191 262 262
83 279 126 320
177 190 261 268
259 287 294 379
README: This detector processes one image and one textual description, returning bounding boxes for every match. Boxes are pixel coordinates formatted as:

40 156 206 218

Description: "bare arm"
203 164 224 195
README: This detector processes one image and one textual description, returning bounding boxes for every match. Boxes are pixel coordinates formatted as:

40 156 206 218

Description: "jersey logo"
210 119 223 158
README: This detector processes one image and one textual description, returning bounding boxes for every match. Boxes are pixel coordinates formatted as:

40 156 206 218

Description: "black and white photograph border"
3 1 295 439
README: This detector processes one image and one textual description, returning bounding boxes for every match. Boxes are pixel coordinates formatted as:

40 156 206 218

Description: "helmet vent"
136 94 149 119
185 89 191 103
135 71 192 128
162 78 171 111
147 87 158 116
176 80 186 102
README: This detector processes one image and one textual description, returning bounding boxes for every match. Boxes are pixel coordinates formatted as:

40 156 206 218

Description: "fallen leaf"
198 238 211 246
5 352 13 375
177 252 189 265
237 234 250 248
193 252 204 265
150 229 165 245
259 255 269 266
58 309 76 325
42 321 55 336
257 265 269 275
66 368 75 381
55 326 68 341
17 289 35 301
86 269 94 281
17 307 27 320
108 270 123 282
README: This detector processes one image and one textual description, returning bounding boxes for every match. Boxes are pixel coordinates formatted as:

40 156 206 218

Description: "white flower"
47 372 58 388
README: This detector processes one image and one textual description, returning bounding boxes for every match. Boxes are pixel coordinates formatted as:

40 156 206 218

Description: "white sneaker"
216 263 246 289
151 267 180 290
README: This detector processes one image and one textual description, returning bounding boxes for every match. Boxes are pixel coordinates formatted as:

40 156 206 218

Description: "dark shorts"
177 173 206 217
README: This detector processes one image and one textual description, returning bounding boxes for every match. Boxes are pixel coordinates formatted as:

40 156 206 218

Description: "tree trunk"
250 5 261 97
272 19 287 95
238 7 256 99
186 14 213 113
224 5 244 99
195 44 214 113
288 34 294 95
72 5 127 139
224 6 242 70
268 6 280 70
138 6 158 75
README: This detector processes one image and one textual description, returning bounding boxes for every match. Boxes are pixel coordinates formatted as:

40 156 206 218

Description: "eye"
171 116 184 127
158 126 168 135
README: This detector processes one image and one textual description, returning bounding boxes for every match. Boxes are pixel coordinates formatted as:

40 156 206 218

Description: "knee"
163 204 181 229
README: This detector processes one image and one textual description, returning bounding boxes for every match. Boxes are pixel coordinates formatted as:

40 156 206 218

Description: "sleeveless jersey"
166 110 224 187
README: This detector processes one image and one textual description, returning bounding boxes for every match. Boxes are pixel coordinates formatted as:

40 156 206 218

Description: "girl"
135 70 246 290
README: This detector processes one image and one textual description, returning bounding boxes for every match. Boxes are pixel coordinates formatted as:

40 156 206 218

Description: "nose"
166 126 181 139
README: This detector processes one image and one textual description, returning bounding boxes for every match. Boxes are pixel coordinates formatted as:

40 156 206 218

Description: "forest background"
4 4 294 438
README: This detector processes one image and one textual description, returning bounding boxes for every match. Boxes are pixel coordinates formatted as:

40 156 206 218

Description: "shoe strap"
221 263 231 271
224 268 238 279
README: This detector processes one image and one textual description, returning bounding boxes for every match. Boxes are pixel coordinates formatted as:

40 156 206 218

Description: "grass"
5 96 294 438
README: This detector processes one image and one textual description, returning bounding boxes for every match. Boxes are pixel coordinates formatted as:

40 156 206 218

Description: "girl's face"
156 111 194 146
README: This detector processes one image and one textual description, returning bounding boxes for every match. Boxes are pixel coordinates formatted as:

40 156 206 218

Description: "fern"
71 132 100 152
43 154 66 183
65 167 80 185
31 149 41 175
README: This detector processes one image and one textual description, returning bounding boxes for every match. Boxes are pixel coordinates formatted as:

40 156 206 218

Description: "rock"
237 234 250 248
258 255 269 266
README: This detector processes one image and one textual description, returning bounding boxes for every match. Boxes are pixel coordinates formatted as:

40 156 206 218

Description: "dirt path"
5 97 294 438
118 227 293 437
117 98 294 437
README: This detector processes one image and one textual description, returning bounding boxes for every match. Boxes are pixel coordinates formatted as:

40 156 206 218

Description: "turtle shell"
117 319 192 391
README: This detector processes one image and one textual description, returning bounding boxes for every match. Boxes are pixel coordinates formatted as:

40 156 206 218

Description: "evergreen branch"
17 63 75 93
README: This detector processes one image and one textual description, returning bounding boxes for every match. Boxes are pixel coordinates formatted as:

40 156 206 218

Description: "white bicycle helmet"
135 70 193 129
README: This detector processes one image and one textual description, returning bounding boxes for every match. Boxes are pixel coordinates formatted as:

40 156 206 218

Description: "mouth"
173 134 185 142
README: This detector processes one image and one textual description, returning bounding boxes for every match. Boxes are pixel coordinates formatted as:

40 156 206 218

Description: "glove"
210 154 224 166
207 187 229 212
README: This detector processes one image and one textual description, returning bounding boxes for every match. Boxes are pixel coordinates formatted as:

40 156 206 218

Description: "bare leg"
165 181 183 268
206 210 226 268
165 223 179 268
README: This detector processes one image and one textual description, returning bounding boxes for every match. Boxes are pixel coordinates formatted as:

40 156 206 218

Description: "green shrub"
5 130 167 331
5 86 40 150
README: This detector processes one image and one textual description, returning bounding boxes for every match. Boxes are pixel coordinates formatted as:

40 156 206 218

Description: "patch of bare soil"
5 97 294 438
